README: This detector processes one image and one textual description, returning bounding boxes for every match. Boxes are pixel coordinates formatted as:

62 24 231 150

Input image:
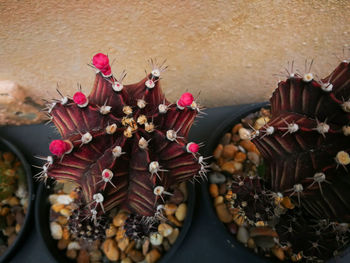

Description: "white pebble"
50 222 63 240
238 128 251 140
237 226 249 244
67 241 81 250
150 232 163 246
49 194 59 204
209 172 226 184
57 195 74 205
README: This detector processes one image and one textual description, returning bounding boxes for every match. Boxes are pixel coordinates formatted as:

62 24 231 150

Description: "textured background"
0 0 349 111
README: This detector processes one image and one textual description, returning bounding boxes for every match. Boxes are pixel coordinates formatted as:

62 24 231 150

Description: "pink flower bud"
73 92 87 106
178 92 194 107
49 140 71 156
92 53 111 76
186 142 199 153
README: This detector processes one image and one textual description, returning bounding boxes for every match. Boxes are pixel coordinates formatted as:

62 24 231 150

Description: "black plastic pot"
0 136 34 262
200 102 350 263
35 181 196 263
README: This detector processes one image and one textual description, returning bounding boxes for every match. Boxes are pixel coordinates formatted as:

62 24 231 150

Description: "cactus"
37 53 207 240
249 60 350 260
0 152 23 200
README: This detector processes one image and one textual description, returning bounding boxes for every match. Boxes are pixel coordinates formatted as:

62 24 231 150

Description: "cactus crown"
252 60 350 221
38 53 207 231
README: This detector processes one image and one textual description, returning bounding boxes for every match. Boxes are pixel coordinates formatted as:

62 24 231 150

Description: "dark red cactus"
39 54 207 226
252 61 350 221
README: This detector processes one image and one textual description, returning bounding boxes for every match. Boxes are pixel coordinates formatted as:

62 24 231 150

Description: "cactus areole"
39 54 207 239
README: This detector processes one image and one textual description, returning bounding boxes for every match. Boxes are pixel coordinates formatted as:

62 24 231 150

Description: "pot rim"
35 181 195 263
0 136 34 262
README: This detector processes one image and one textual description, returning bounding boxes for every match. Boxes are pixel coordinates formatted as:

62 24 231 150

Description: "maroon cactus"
37 53 207 238
252 60 350 221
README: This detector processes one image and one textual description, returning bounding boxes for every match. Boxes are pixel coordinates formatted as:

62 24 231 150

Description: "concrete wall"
0 0 349 112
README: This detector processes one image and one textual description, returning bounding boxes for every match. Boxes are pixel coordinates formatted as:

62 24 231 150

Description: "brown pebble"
1 207 10 216
222 144 238 159
254 116 270 130
56 216 68 225
15 211 25 225
89 250 102 261
167 228 179 244
51 203 64 213
167 214 182 227
178 182 188 201
247 238 255 249
215 203 232 223
60 208 72 217
121 258 132 263
102 239 120 261
77 249 89 263
231 134 241 142
232 123 243 134
158 223 173 237
250 227 278 238
128 250 144 262
219 183 226 195
62 227 70 240
233 213 245 226
234 152 247 163
272 246 285 261
8 197 19 207
7 234 17 246
214 196 224 206
66 249 77 260
220 133 232 145
146 249 161 263
6 213 15 226
281 197 295 209
15 223 21 233
175 203 187 221
116 227 126 241
57 238 69 250
125 240 135 254
118 237 129 251
247 152 260 166
213 144 223 159
142 239 150 255
209 184 219 198
164 204 177 216
221 161 235 174
3 226 15 236
105 224 117 238
239 140 259 155
169 188 184 204
113 212 128 227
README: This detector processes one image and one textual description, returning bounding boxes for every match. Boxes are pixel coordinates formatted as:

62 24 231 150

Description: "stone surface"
209 172 226 184
215 203 232 223
236 226 249 244
175 203 187 221
102 238 120 261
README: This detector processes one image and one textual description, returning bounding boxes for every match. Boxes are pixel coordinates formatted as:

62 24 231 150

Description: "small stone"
106 224 117 238
66 249 77 260
162 238 171 251
175 203 187 221
247 152 260 166
15 211 25 225
50 222 63 240
125 240 135 254
170 188 184 204
102 238 120 261
215 203 232 223
227 223 237 235
116 227 126 241
150 232 163 246
281 197 295 209
167 214 182 227
56 215 68 225
234 152 247 163
221 162 235 174
0 207 9 216
247 238 255 249
240 140 259 155
178 182 188 201
118 237 129 251
209 172 226 184
56 194 74 205
142 239 150 255
57 238 69 250
67 241 81 250
6 213 15 226
8 196 19 207
232 123 243 134
77 249 89 263
254 117 270 130
233 213 245 226
62 227 70 240
222 144 238 159
232 161 243 171
213 144 223 159
209 184 219 198
219 183 227 195
3 226 15 236
128 249 145 262
121 258 132 263
164 204 177 216
60 208 72 217
214 196 224 206
15 223 21 233
113 212 128 227
89 250 102 261
232 134 241 142
272 246 285 261
158 223 173 237
51 203 65 213
49 194 59 204
237 226 249 244
238 128 251 140
220 133 232 145
146 249 161 263
253 236 276 249
167 228 179 244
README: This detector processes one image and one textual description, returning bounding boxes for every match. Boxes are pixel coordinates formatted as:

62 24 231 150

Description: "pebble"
102 238 120 261
146 249 161 263
209 184 219 198
272 246 285 261
77 249 89 263
0 207 9 216
213 144 223 159
178 182 188 201
8 197 19 207
56 195 74 205
113 212 128 227
60 208 72 217
142 239 150 255
222 144 238 159
234 152 246 163
167 228 179 245
236 226 249 244
162 238 171 251
247 238 256 249
164 204 177 216
220 133 232 145
105 224 117 238
167 214 182 227
232 123 243 134
169 188 184 204
51 203 65 213
50 222 63 240
247 152 260 166
214 196 224 206
3 226 15 236
215 203 232 223
240 140 259 154
250 227 278 238
56 215 68 225
66 249 77 259
89 250 102 261
227 223 237 235
128 249 144 262
238 128 251 140
254 117 270 130
121 258 132 263
67 241 81 250
253 236 276 249
118 237 129 251
175 203 187 221
15 223 20 233
57 238 69 250
49 194 59 204
219 183 227 195
209 172 226 184
158 223 173 237
150 232 163 246
233 161 243 171
6 213 15 226
221 161 235 174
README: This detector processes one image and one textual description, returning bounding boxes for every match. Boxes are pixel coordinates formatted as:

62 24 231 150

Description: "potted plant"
0 136 33 262
34 53 207 262
206 59 350 262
